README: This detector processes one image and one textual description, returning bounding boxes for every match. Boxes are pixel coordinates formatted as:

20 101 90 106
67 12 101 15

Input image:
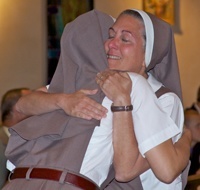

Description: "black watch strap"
111 104 133 112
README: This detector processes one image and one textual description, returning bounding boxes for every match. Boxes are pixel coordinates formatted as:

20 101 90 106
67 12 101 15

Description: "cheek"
123 49 139 69
122 47 134 62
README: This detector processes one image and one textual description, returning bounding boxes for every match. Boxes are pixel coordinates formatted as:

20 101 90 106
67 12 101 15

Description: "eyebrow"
122 30 133 36
109 27 133 36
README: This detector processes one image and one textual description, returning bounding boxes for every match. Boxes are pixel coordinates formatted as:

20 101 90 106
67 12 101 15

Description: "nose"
107 37 118 49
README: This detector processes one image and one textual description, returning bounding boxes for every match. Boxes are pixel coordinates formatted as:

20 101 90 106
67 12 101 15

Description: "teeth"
107 55 121 60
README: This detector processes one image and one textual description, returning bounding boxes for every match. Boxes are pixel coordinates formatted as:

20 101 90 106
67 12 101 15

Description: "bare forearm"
15 88 107 120
15 90 62 116
126 122 191 183
113 111 140 181
112 94 140 181
144 129 191 183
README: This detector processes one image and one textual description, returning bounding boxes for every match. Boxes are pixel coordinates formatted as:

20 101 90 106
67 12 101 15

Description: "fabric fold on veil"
6 10 114 171
134 9 182 101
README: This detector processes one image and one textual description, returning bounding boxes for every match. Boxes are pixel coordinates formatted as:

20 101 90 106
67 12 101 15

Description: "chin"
108 65 118 70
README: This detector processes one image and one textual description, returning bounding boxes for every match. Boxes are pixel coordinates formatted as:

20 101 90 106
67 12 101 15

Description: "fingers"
79 89 108 117
78 104 108 120
119 71 130 79
96 70 116 79
96 72 108 83
70 89 108 120
74 99 108 120
85 99 108 119
96 70 116 86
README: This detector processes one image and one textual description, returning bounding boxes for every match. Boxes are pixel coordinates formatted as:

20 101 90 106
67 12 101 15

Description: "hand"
58 89 108 120
96 70 132 105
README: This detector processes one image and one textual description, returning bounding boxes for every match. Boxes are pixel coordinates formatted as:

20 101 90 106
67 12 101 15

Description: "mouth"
107 54 121 60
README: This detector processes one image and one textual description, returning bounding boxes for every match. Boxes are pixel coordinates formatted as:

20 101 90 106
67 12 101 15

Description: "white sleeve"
128 73 180 156
157 92 184 143
6 160 16 171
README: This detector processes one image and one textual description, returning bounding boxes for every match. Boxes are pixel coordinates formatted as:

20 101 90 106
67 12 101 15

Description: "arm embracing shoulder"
15 86 107 120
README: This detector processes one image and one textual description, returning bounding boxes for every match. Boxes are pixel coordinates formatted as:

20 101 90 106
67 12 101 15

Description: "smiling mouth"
107 54 121 60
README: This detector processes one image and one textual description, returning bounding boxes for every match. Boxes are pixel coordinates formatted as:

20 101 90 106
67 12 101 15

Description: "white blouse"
80 72 182 187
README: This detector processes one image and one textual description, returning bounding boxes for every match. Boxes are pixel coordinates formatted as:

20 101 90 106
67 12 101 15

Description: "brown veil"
134 9 182 101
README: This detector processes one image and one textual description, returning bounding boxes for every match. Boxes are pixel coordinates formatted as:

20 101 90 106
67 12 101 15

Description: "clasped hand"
96 70 132 105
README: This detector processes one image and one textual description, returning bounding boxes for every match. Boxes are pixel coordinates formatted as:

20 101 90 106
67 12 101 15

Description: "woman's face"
104 14 145 73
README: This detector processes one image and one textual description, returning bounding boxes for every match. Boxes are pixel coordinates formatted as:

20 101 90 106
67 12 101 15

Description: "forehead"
112 14 144 34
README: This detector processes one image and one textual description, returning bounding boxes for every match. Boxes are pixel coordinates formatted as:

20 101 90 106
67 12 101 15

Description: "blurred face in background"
185 110 200 146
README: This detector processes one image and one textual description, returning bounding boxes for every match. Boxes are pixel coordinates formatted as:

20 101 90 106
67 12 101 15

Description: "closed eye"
122 37 130 42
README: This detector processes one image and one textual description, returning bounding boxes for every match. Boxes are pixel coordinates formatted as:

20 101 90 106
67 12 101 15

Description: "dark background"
47 0 93 83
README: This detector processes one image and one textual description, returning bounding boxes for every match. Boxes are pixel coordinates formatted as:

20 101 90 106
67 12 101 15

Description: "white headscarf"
132 9 154 68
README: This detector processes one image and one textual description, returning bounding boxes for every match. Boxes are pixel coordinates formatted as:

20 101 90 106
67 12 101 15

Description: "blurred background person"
184 108 200 175
0 87 31 188
190 86 200 114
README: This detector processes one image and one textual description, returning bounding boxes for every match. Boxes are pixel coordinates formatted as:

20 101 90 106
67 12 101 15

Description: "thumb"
119 72 130 79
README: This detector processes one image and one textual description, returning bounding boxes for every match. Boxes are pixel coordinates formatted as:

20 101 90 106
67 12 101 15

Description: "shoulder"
158 92 184 130
158 92 182 110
